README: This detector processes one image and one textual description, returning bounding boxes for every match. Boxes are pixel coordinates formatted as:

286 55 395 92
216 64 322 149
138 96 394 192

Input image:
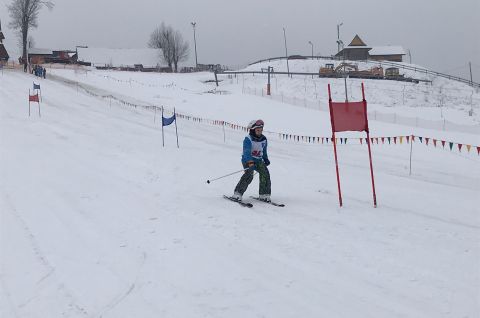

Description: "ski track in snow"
1 68 479 318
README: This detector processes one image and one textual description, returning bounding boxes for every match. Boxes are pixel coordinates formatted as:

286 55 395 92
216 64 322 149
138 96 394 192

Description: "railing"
218 70 428 84
246 55 480 89
240 86 480 135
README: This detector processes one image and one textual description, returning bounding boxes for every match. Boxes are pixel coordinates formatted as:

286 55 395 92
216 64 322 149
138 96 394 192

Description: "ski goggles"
251 119 264 129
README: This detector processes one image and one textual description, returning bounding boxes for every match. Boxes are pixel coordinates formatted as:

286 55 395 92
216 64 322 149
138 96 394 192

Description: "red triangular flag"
457 144 462 152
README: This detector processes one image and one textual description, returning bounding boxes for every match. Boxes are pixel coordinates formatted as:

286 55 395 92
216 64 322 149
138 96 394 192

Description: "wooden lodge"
336 34 406 62
0 20 9 63
28 48 76 64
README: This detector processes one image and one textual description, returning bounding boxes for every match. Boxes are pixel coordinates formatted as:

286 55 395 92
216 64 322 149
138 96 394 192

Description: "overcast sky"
1 0 479 80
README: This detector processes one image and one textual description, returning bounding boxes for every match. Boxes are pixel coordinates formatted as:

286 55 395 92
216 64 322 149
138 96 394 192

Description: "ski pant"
234 161 271 196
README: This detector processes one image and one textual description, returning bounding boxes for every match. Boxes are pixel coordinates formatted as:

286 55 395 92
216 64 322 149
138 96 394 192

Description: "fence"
41 72 479 158
246 55 480 89
241 86 480 135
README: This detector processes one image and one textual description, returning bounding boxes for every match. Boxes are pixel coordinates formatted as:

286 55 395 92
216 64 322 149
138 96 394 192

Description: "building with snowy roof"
368 46 406 62
335 35 406 62
27 48 75 64
76 47 164 69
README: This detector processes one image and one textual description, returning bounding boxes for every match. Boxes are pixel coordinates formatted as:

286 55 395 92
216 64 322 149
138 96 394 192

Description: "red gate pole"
28 89 31 117
328 84 343 207
362 83 377 208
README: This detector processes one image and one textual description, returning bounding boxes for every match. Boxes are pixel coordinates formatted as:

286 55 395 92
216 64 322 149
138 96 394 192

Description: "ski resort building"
336 34 406 62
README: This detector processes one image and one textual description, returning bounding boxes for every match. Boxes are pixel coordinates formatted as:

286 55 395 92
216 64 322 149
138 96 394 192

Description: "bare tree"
148 23 173 71
148 23 189 72
16 34 35 52
172 30 189 73
7 0 54 68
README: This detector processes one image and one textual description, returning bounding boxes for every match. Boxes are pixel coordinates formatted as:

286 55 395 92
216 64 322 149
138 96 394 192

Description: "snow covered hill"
241 58 480 129
0 66 479 318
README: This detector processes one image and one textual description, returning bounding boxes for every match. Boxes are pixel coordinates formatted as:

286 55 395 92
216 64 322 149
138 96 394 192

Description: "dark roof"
348 35 367 46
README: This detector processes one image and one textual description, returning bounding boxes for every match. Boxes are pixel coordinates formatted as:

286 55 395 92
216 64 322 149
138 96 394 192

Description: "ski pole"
206 167 250 184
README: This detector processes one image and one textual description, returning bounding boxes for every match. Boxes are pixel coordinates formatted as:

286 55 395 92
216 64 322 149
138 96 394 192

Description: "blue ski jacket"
241 133 269 165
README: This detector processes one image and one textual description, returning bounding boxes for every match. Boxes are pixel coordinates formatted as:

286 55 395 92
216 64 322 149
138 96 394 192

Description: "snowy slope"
242 59 480 127
1 68 479 318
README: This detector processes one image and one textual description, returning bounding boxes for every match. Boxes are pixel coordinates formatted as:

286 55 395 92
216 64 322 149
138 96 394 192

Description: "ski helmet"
247 119 264 130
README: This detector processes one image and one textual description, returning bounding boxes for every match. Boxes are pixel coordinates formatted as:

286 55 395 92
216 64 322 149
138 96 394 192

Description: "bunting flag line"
72 81 479 157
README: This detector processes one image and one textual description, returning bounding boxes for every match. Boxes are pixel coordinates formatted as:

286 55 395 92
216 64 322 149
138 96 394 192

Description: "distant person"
231 119 271 202
42 67 46 79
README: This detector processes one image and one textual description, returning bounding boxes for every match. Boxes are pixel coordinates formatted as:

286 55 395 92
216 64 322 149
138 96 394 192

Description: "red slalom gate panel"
327 83 377 208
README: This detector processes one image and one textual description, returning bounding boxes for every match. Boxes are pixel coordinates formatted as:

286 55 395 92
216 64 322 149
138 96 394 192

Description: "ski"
223 195 253 208
250 196 285 207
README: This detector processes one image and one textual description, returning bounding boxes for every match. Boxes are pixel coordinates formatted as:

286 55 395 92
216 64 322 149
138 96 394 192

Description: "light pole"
337 22 343 53
283 27 290 75
308 41 313 59
191 22 198 69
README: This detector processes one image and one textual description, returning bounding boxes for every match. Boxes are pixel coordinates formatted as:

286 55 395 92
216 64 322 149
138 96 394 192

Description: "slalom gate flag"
29 94 39 102
162 114 176 126
33 83 41 90
161 107 179 148
329 100 368 132
327 83 377 208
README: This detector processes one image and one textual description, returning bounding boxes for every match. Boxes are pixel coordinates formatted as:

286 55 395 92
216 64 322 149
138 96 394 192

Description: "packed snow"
1 62 479 318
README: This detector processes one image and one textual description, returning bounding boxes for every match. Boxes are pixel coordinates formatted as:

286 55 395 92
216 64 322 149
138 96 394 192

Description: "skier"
231 119 271 202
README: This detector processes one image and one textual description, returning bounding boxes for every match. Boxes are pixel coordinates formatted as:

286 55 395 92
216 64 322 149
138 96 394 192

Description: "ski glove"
246 161 255 171
264 158 270 166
